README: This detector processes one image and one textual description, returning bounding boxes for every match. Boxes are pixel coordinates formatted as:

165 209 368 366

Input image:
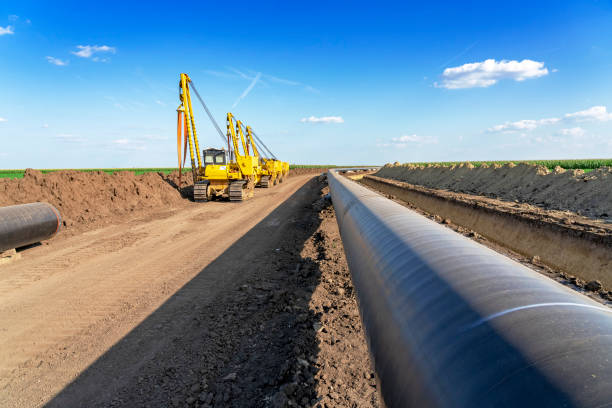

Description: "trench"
357 174 612 291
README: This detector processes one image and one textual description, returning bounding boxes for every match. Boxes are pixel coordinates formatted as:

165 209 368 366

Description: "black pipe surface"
328 169 612 408
0 203 62 252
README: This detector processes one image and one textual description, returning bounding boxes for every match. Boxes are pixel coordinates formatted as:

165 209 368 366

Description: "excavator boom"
176 72 287 201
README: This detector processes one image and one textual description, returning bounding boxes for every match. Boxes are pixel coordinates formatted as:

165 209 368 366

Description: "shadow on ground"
15 241 42 252
46 177 328 408
161 176 193 201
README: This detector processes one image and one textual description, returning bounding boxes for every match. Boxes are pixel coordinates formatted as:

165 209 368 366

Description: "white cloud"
379 134 438 148
564 106 612 122
394 134 438 146
232 72 261 108
228 67 253 80
42 123 49 128
300 116 344 124
438 59 549 89
559 127 586 138
538 117 562 125
137 134 168 141
54 134 87 144
488 117 560 132
112 138 146 150
0 117 7 122
264 74 300 86
155 100 165 106
205 68 317 93
204 69 244 79
0 25 14 35
488 105 612 133
71 45 116 59
303 85 320 93
46 56 68 66
489 119 538 132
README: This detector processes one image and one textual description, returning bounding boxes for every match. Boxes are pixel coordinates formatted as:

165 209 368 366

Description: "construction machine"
176 73 262 202
244 125 277 187
244 125 290 187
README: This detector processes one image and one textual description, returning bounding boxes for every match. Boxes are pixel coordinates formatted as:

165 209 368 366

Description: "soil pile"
0 168 331 234
288 168 330 177
377 163 612 219
0 169 185 232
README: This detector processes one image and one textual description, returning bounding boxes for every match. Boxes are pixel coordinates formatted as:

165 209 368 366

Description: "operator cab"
203 148 227 166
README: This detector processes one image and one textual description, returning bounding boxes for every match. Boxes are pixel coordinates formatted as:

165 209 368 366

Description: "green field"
0 165 340 179
400 159 612 172
0 168 184 179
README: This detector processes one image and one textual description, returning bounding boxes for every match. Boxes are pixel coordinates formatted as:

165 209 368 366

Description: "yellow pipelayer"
245 125 277 187
176 73 260 202
245 126 290 187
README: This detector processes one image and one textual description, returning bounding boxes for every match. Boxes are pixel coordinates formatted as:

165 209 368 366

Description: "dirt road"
0 174 377 408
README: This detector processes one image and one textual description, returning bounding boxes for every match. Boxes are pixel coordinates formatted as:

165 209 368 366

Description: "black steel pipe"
328 169 612 408
0 203 62 252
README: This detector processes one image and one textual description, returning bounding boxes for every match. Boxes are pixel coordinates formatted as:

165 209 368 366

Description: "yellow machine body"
244 126 290 187
176 72 286 200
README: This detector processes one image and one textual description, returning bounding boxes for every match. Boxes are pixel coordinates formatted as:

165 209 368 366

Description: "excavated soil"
376 163 612 220
358 174 612 305
0 173 377 408
0 169 186 234
0 168 329 235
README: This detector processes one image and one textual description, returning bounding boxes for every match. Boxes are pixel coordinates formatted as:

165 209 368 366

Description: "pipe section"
0 203 62 252
328 169 612 408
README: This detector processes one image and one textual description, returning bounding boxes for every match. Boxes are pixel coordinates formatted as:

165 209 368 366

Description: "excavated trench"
354 173 612 299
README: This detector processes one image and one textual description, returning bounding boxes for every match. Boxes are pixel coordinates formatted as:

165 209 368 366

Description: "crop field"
400 158 612 171
0 165 337 179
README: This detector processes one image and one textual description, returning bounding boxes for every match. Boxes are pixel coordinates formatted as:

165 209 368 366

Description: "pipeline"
0 203 62 252
327 169 612 408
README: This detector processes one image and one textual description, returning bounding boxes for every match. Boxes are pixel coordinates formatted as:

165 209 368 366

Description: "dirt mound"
376 163 612 219
0 168 331 234
289 168 330 177
0 169 186 232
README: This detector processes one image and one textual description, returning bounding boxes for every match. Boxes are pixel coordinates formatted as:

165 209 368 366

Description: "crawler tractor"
244 125 290 187
176 73 285 201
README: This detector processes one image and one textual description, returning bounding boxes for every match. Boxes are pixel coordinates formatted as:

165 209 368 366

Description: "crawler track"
228 180 246 201
193 181 209 202
259 175 270 188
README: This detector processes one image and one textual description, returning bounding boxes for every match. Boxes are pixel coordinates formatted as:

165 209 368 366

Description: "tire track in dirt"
0 232 149 295
42 174 378 408
0 175 315 408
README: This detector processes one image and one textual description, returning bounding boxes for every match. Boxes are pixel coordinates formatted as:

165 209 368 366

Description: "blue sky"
1 1 611 168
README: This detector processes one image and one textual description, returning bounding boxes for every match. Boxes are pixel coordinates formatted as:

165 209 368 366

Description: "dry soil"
0 172 376 408
376 162 612 219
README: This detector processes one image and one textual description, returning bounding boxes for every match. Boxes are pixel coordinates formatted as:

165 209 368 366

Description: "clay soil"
0 172 378 408
0 168 329 235
377 162 612 220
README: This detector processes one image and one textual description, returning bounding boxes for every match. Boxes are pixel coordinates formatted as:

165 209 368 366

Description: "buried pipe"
328 169 612 408
0 203 62 252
